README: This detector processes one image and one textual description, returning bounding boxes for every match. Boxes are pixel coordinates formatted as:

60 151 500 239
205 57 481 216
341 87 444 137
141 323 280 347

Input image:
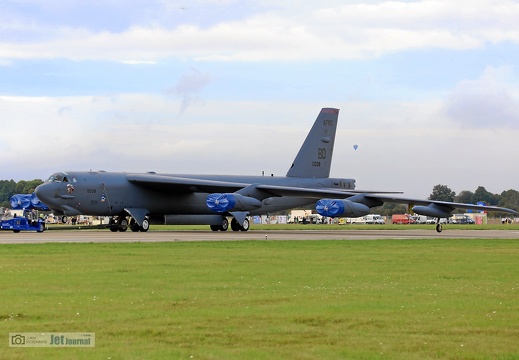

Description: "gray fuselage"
35 171 356 218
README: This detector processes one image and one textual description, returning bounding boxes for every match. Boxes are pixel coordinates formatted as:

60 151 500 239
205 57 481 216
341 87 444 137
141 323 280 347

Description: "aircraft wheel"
140 218 150 232
61 215 68 224
118 217 128 232
220 217 229 231
129 219 138 232
231 218 240 231
240 218 250 232
436 223 443 233
210 225 219 231
110 227 118 232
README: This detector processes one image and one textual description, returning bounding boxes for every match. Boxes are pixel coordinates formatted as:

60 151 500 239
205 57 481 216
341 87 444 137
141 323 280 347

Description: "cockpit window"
46 172 70 183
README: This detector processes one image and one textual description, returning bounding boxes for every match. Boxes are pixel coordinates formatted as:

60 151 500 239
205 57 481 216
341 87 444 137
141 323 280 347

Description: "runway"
1 229 519 244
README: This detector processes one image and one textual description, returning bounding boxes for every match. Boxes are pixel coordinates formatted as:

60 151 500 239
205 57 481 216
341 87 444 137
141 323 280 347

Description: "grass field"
1 239 519 359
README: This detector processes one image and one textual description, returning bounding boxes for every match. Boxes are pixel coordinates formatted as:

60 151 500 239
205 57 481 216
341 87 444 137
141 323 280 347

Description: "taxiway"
1 229 519 244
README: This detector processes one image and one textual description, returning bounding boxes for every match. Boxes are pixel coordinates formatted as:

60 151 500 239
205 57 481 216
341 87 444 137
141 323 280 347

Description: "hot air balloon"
353 144 358 150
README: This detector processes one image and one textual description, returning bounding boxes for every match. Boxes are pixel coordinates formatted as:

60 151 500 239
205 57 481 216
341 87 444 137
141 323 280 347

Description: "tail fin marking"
286 108 339 178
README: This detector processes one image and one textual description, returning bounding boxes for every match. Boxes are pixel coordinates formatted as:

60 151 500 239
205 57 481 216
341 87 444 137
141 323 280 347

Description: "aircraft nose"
35 183 54 205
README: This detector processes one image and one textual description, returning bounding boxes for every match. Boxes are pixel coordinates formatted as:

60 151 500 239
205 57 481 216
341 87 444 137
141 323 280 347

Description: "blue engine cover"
206 193 263 213
206 193 236 212
10 193 49 211
315 199 345 217
10 194 31 210
316 199 370 218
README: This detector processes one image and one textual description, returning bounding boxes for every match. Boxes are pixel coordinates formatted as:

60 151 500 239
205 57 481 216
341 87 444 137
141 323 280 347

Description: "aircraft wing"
316 192 517 223
254 185 400 198
127 174 390 199
126 174 249 193
361 194 518 214
127 173 517 216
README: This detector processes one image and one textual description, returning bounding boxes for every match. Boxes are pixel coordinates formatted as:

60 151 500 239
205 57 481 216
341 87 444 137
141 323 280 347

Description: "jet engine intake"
206 193 263 213
412 204 452 218
315 199 370 218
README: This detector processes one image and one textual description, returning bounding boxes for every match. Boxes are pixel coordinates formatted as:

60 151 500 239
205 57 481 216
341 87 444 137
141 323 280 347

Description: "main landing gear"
130 218 150 232
210 217 250 231
110 216 149 232
231 217 249 232
210 217 229 231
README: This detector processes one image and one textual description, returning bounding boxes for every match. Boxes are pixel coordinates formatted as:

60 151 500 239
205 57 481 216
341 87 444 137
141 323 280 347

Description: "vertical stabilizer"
286 108 339 178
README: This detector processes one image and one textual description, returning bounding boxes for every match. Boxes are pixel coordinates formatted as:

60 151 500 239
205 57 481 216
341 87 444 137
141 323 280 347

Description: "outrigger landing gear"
435 218 442 233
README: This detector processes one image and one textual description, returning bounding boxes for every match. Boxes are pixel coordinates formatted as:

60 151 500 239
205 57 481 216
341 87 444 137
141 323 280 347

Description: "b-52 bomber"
35 108 517 233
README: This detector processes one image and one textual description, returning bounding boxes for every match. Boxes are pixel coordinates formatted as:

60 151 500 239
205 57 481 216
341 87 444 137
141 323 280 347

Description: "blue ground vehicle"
1 217 46 233
0 193 48 233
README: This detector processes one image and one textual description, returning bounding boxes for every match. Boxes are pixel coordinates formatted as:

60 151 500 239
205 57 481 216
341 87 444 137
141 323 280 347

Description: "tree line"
428 184 519 211
1 179 518 216
0 179 44 208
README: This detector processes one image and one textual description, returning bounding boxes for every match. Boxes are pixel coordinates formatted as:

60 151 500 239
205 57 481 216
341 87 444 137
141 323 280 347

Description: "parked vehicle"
391 214 416 224
347 216 366 224
451 214 475 224
411 215 428 224
364 214 385 224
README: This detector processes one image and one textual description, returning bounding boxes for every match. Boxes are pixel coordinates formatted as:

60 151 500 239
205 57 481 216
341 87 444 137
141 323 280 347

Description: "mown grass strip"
1 239 518 359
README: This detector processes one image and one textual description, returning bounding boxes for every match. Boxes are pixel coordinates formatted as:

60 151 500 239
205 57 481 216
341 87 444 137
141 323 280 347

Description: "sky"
1 0 519 198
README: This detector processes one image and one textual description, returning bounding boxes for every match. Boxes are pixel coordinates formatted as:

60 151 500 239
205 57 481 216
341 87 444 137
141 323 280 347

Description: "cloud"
443 66 519 128
58 106 71 116
164 68 211 116
1 1 519 62
120 60 157 65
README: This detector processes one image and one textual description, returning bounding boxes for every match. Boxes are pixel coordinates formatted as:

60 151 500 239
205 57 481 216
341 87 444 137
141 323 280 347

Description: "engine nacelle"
206 193 263 213
315 199 370 218
412 204 452 218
